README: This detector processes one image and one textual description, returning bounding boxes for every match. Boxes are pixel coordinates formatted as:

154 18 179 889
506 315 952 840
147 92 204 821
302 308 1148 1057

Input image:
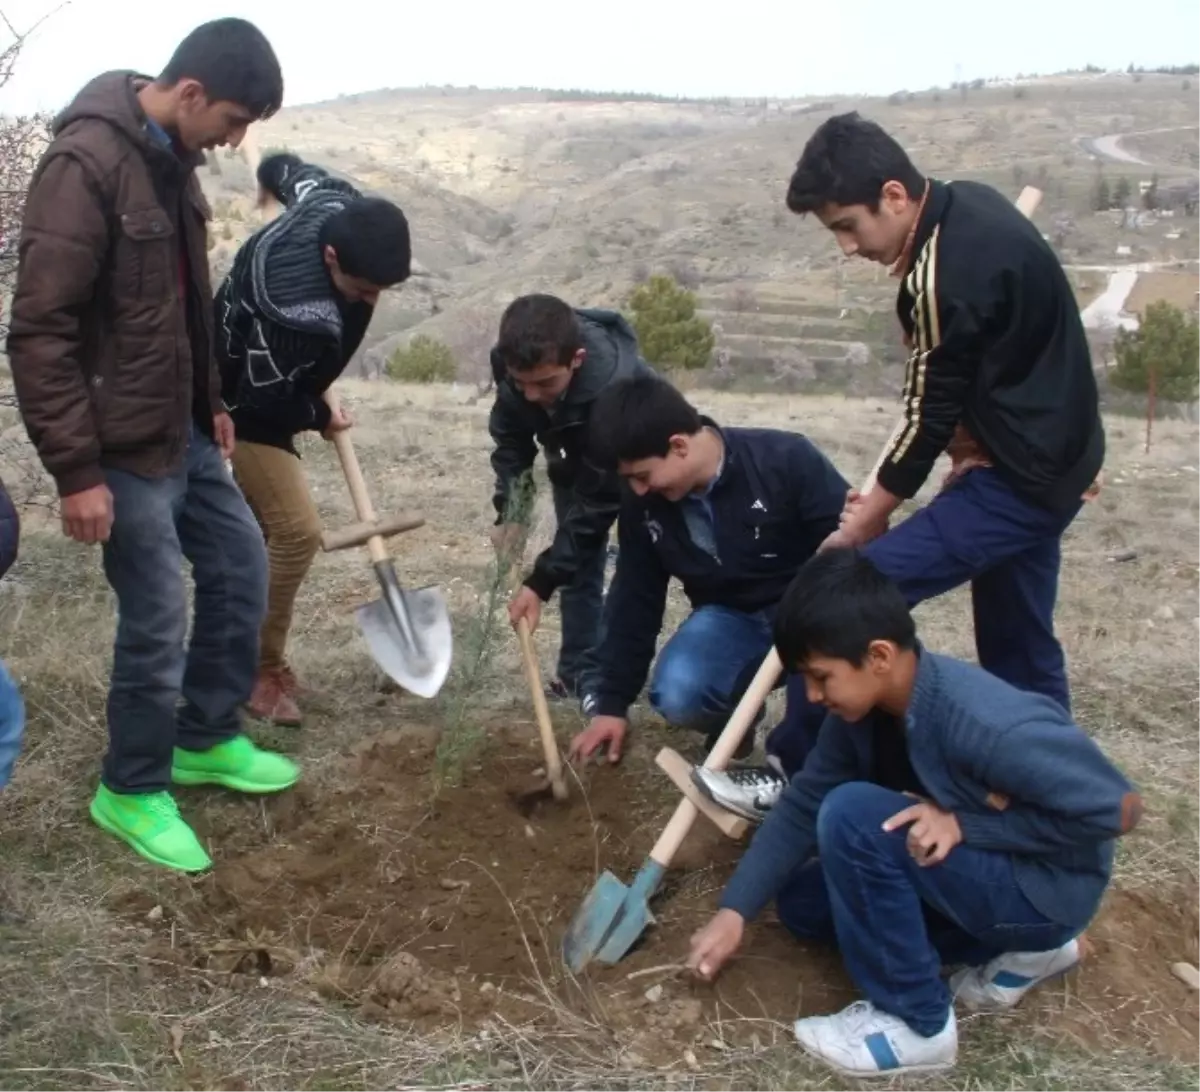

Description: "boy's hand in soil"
508 586 542 631
568 715 628 764
688 909 745 981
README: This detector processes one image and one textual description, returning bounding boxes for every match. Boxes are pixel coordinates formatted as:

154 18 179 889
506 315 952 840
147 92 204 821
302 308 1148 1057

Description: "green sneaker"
171 734 300 794
89 785 212 873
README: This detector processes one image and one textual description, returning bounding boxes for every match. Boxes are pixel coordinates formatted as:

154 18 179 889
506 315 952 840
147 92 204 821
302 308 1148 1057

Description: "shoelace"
144 793 182 822
726 767 785 790
829 1000 903 1038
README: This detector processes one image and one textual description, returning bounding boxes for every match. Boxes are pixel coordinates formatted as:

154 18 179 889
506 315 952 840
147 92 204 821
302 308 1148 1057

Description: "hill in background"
201 71 1199 396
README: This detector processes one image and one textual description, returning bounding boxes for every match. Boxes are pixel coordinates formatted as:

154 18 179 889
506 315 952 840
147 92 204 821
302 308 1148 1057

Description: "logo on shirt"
643 517 663 544
750 498 767 512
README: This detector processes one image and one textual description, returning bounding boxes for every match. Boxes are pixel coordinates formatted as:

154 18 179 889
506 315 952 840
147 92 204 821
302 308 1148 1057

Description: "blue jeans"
0 658 25 790
768 469 1083 775
649 604 777 737
776 782 1078 1036
551 484 611 691
101 426 267 793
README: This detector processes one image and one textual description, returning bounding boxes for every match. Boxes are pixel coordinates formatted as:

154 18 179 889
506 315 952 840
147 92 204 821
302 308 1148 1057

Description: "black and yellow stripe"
885 224 942 469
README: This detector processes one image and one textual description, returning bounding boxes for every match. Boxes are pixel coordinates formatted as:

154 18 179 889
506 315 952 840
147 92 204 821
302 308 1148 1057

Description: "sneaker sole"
795 1039 955 1079
89 800 212 873
171 768 300 794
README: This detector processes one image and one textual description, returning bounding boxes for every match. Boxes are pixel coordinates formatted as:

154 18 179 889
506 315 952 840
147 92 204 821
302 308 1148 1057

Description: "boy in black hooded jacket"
488 293 655 699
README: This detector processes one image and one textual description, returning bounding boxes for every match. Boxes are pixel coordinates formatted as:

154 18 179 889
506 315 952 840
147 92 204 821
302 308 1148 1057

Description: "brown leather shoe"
277 665 306 697
246 669 302 727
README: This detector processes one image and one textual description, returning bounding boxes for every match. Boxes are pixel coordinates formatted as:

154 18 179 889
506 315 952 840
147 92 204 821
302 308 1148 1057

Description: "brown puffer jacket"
5 71 222 498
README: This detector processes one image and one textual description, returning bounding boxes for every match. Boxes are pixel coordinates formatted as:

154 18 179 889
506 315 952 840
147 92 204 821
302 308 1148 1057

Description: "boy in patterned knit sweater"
215 153 411 726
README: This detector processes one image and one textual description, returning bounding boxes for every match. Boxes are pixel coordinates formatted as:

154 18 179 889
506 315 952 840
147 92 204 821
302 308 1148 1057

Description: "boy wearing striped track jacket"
694 112 1106 821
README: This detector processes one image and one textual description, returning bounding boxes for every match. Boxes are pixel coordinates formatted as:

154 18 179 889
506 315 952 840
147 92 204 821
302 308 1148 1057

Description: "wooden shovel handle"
516 617 567 799
330 429 387 564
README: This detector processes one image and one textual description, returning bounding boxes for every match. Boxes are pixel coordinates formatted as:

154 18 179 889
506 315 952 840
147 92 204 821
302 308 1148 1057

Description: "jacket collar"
698 415 736 488
893 179 949 281
903 641 939 729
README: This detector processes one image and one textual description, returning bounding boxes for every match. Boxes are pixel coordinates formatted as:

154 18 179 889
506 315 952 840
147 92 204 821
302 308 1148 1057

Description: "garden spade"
562 649 782 974
324 428 452 699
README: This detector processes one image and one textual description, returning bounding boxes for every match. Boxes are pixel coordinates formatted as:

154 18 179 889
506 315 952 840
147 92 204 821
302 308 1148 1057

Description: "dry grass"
1 381 1197 1089
1125 271 1200 316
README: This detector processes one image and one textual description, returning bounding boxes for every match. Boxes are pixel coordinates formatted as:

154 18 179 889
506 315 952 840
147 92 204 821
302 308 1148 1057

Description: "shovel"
510 617 569 810
323 428 453 699
562 648 782 974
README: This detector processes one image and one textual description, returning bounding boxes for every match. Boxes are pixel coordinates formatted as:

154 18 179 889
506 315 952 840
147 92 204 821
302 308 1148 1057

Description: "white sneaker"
793 999 957 1078
690 764 785 823
950 938 1081 1011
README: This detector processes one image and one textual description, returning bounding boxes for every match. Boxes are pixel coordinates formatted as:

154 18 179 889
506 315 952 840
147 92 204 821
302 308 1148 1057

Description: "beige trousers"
231 441 323 671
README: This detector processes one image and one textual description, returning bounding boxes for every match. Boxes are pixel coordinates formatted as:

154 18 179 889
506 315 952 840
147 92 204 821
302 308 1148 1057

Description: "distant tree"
627 275 715 372
1111 301 1200 451
1091 173 1112 211
1142 173 1160 211
387 335 457 383
1112 175 1133 207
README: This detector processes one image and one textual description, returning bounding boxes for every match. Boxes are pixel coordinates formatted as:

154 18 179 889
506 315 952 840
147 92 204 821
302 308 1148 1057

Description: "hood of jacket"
53 70 204 172
562 308 643 405
489 307 645 412
241 187 363 340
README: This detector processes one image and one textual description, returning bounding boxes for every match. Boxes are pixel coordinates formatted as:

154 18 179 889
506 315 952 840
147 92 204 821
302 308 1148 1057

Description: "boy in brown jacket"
6 19 298 873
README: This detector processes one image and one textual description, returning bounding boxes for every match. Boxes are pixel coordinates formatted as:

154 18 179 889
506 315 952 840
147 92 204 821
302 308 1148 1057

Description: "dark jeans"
649 604 777 737
776 782 1078 1036
768 469 1083 776
101 426 268 793
551 484 611 690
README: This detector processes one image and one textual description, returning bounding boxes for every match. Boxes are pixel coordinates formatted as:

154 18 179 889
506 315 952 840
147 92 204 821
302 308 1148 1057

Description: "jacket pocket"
117 207 175 301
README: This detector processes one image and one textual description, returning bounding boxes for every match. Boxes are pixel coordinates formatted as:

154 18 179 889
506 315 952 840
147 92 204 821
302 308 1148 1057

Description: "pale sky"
2 0 1198 114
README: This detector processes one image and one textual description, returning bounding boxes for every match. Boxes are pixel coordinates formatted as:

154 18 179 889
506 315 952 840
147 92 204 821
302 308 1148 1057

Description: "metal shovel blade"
356 564 452 699
561 860 664 975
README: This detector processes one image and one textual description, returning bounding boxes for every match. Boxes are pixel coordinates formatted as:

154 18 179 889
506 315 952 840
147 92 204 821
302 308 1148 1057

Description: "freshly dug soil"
111 720 1199 1064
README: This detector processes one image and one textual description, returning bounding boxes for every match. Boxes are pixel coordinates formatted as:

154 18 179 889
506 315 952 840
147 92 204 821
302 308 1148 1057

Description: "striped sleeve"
874 226 989 500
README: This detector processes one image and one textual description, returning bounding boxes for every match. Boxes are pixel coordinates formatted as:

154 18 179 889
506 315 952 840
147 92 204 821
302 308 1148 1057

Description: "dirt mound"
110 722 1198 1064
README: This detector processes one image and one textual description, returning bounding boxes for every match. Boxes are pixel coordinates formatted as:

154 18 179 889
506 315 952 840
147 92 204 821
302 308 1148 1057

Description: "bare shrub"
0 8 63 510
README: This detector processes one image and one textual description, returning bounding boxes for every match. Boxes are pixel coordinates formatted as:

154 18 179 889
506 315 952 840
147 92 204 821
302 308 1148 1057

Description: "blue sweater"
720 649 1141 929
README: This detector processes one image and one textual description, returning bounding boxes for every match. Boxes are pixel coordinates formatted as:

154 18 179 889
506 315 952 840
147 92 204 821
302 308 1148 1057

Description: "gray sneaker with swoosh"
691 763 786 823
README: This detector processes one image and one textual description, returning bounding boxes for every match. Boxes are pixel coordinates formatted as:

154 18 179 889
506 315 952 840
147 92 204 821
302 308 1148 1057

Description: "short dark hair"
322 198 411 286
786 112 925 215
588 374 702 467
773 548 917 668
159 18 283 121
495 294 582 372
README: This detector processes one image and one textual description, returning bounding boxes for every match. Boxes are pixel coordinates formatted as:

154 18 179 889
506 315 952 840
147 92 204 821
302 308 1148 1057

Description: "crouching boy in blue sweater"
687 548 1142 1078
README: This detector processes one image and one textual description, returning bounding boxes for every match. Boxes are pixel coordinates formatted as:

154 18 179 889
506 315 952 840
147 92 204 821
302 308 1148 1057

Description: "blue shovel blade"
562 860 667 974
562 870 630 975
595 859 664 965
